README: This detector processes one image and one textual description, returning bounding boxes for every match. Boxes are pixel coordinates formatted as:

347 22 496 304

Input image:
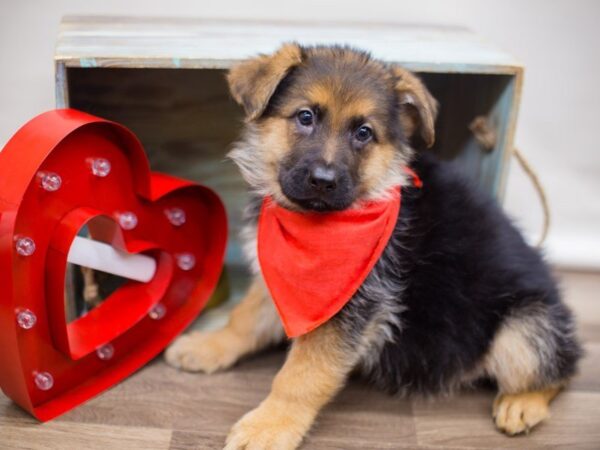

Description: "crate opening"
67 67 515 279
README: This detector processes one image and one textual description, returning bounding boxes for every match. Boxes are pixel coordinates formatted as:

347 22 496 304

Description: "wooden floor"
2 270 600 450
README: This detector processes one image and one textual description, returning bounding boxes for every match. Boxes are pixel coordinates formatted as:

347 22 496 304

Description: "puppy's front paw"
493 391 550 435
164 330 242 373
225 403 306 450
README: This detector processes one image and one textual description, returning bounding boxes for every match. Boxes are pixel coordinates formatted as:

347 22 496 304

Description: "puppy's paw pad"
164 331 238 373
225 406 304 450
493 392 550 435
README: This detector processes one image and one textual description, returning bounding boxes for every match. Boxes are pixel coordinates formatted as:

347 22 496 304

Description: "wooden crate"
55 16 523 271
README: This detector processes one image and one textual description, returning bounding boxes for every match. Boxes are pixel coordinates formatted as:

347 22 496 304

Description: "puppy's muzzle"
279 157 355 211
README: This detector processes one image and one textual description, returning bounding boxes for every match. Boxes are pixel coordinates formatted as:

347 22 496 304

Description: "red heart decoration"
0 109 227 421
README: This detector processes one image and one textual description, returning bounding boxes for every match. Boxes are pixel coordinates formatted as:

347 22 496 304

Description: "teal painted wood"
55 16 523 74
451 77 517 197
54 62 69 109
486 76 519 199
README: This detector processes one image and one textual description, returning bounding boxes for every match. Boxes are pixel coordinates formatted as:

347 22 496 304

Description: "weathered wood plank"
0 416 172 450
56 16 522 74
412 391 600 449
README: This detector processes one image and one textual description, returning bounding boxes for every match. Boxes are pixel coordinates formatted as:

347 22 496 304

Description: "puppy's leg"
165 276 284 373
225 322 356 450
485 304 579 435
81 266 101 307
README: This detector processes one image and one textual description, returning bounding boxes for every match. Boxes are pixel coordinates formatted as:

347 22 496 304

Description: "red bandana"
258 187 402 337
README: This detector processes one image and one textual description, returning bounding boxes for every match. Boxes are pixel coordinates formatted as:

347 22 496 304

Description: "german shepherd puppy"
165 44 581 449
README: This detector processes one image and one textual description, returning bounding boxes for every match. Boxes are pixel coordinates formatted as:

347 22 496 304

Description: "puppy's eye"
297 109 314 127
354 125 373 143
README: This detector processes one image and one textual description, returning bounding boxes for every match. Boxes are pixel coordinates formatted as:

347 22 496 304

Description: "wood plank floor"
2 270 599 450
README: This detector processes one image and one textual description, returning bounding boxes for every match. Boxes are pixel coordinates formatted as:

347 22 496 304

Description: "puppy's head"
228 44 437 211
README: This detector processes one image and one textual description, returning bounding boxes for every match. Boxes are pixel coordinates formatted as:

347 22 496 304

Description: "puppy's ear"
227 43 303 121
391 67 438 148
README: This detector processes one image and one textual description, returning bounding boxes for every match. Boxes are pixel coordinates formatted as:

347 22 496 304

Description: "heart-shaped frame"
0 110 227 421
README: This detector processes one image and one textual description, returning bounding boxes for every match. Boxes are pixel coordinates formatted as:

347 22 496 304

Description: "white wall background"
1 0 599 268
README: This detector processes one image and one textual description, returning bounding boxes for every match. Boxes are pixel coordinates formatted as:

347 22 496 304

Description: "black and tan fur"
165 44 581 449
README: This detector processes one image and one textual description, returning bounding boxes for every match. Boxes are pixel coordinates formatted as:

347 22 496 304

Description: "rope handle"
469 116 550 248
512 147 550 247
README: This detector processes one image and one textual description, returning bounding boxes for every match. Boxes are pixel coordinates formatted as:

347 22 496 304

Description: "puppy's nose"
308 164 337 192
